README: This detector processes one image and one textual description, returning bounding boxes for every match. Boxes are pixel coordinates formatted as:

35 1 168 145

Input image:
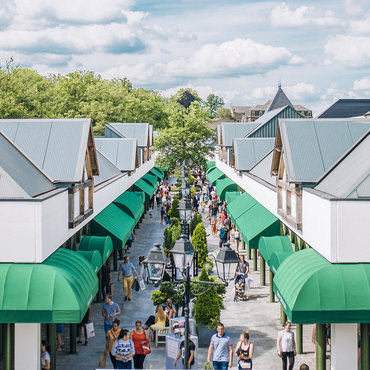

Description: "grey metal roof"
221 123 258 147
315 132 370 198
0 119 91 183
94 150 122 186
317 99 370 119
249 150 276 187
0 132 55 198
266 86 294 112
245 106 303 138
233 138 275 171
280 118 370 183
105 123 149 147
95 138 137 171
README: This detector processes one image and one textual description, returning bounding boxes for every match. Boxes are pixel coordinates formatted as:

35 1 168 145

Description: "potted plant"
191 223 208 268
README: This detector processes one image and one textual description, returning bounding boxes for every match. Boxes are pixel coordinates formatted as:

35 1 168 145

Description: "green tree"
205 94 224 119
192 223 208 268
155 101 215 171
172 88 201 109
168 198 180 218
190 212 202 237
215 106 235 120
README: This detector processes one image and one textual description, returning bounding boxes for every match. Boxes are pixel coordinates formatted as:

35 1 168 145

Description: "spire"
266 84 293 112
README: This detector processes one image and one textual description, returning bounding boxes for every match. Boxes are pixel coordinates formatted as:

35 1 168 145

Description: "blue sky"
1 0 370 115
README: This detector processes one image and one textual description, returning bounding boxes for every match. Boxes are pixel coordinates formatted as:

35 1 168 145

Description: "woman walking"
106 318 122 369
41 340 51 370
235 331 254 369
277 320 296 370
112 329 135 369
132 320 150 369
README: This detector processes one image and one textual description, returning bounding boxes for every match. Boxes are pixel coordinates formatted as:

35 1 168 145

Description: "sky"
1 0 370 115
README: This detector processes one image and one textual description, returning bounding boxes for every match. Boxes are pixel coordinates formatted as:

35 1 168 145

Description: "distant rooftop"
317 99 370 119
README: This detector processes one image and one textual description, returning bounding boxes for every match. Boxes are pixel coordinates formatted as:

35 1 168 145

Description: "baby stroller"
234 273 247 301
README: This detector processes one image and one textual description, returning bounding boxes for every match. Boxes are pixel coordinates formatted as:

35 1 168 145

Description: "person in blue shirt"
112 329 135 369
118 256 139 302
102 295 121 335
207 322 233 369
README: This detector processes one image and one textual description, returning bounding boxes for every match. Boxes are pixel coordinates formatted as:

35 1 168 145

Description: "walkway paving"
57 197 326 369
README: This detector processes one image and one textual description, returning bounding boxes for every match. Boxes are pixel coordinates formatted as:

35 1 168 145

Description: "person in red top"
131 320 150 369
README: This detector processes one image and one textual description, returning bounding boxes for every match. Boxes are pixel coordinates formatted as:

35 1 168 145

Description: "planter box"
196 323 216 348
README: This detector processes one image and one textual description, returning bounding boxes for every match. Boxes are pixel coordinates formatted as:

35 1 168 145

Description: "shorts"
235 237 240 241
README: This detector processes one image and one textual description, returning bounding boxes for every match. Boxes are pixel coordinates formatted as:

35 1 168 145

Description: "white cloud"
251 82 315 101
270 3 342 28
325 35 370 66
353 77 370 90
349 14 370 35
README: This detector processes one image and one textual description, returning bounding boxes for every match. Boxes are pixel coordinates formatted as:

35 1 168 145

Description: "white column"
15 323 41 370
331 323 358 370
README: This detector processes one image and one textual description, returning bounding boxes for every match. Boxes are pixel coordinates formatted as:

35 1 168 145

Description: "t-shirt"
238 261 249 274
119 261 136 277
279 330 295 352
107 328 121 353
42 351 50 366
111 339 135 362
180 340 196 365
103 302 120 325
210 333 232 362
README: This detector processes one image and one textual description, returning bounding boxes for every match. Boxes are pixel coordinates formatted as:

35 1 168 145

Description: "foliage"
163 221 181 254
190 213 202 237
168 198 180 218
188 175 194 185
172 88 201 109
215 106 235 120
204 94 225 119
163 227 173 253
193 269 224 329
190 187 200 198
151 282 184 310
192 223 208 268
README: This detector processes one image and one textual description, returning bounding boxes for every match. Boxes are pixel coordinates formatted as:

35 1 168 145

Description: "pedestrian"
237 255 249 277
235 228 240 253
78 306 91 345
235 331 254 369
219 225 227 249
174 332 196 369
156 191 160 207
102 294 121 335
41 340 51 370
125 232 135 253
112 328 135 369
101 261 111 297
131 320 150 369
106 318 122 369
118 256 139 302
207 322 233 369
149 206 153 218
211 216 217 237
138 256 147 282
164 298 177 325
56 323 64 352
160 207 165 224
277 320 296 370
299 364 309 370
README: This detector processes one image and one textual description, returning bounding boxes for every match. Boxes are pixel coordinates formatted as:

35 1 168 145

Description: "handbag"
133 278 140 292
139 278 146 290
85 322 95 338
99 352 107 368
239 360 252 369
142 339 151 355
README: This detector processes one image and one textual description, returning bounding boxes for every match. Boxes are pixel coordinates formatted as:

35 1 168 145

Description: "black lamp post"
214 242 239 285
178 197 192 238
146 243 166 282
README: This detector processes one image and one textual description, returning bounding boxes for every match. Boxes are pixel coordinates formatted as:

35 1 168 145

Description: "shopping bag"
142 338 151 355
99 351 107 367
139 278 146 290
85 322 95 338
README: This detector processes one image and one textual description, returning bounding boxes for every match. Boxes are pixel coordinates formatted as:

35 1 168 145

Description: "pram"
234 273 247 301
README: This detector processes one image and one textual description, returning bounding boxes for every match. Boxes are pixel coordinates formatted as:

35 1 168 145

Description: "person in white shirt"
277 321 296 370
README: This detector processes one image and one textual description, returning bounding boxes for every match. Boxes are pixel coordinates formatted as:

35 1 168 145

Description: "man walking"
102 295 121 335
207 322 233 369
118 256 139 301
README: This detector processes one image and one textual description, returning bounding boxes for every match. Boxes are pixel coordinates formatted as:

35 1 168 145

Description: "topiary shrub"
168 198 180 218
163 219 182 254
188 175 194 185
190 212 202 237
192 223 208 268
163 227 173 253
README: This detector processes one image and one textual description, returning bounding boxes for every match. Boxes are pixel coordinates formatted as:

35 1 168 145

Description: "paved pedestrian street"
56 203 326 369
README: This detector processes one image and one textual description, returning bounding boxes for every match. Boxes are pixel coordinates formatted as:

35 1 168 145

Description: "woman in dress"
149 305 167 341
112 329 135 369
106 318 122 369
131 320 150 369
235 331 254 369
41 340 51 370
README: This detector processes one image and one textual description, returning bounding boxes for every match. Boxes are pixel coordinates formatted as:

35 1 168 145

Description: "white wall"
331 324 358 370
15 323 41 370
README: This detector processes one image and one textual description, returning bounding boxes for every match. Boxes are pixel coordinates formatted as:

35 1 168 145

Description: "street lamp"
214 242 239 284
146 243 166 282
179 198 192 223
171 235 195 278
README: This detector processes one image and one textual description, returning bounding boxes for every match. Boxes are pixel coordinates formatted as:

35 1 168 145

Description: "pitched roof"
220 122 258 147
0 132 55 198
93 150 122 186
105 123 150 147
250 150 276 187
266 86 294 112
315 131 370 198
95 138 137 171
0 119 98 183
317 99 370 119
233 138 275 171
277 118 370 184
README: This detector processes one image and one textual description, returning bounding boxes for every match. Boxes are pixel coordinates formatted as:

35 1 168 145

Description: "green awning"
207 168 226 186
258 236 293 268
215 178 238 200
132 191 146 203
92 203 135 250
77 250 103 273
270 251 293 274
274 248 370 323
226 192 257 225
225 191 240 204
133 178 155 200
206 166 217 176
235 203 280 249
114 191 144 223
142 172 158 188
79 235 113 264
206 161 215 170
0 248 98 323
150 166 164 180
